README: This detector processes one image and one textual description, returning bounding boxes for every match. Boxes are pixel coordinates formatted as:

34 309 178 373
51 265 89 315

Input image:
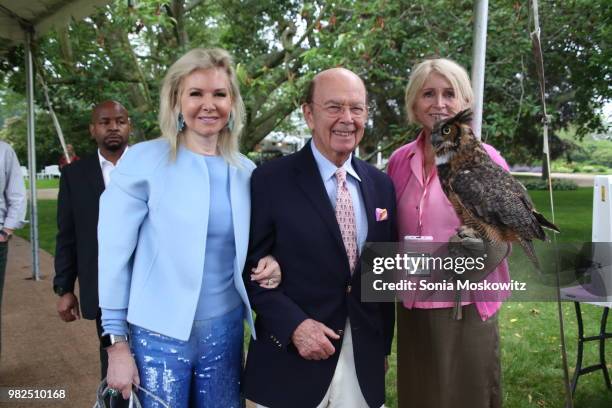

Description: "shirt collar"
310 139 361 183
98 146 129 167
406 130 428 161
409 130 437 187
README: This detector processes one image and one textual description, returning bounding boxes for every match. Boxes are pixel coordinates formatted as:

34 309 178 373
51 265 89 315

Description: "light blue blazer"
98 138 256 341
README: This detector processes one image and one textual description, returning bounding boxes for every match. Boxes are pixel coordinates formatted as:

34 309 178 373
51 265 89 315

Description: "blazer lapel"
294 144 346 257
85 154 105 197
229 164 249 275
352 158 376 242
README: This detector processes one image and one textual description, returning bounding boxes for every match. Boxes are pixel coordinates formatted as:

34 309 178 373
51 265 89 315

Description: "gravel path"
0 236 99 407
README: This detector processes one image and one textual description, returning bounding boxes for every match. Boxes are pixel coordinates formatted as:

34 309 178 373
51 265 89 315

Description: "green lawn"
14 188 611 407
14 200 58 254
24 178 60 189
500 188 611 408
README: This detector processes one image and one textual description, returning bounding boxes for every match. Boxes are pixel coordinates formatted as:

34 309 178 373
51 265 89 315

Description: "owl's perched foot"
452 225 485 253
448 225 510 281
456 225 479 239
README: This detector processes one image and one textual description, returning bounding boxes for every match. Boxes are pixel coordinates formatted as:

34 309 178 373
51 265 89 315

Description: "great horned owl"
431 109 559 269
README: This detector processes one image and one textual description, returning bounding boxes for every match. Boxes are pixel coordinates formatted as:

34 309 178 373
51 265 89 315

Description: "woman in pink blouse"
387 58 511 408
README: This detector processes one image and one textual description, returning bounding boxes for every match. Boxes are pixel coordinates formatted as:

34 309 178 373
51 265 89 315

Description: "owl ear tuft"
454 109 472 124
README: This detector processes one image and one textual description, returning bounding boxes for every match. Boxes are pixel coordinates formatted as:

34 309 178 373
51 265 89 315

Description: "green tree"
0 0 609 168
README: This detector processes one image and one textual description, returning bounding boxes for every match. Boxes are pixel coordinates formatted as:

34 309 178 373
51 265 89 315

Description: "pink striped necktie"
334 168 358 273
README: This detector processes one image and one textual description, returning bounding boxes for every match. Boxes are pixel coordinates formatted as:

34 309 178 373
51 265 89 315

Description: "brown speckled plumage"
431 109 559 268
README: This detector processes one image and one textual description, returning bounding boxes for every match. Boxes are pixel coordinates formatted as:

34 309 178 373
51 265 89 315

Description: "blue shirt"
310 141 368 253
194 155 242 319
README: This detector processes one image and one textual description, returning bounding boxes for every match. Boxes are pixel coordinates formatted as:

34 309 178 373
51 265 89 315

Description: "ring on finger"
267 278 273 286
108 388 120 398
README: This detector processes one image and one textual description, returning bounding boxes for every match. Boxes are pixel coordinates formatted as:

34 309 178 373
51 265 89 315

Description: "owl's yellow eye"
442 126 451 135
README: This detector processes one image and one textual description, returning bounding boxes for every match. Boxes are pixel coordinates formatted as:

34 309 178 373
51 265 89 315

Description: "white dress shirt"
97 147 128 188
310 140 368 253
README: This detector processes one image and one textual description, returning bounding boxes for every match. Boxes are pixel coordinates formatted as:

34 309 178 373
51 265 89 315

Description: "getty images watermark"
359 241 612 303
371 252 526 292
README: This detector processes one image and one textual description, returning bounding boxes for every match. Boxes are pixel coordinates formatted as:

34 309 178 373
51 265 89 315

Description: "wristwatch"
0 230 11 240
53 285 71 297
100 334 129 349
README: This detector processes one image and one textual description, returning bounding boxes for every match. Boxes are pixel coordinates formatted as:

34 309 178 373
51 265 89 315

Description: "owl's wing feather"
448 163 545 240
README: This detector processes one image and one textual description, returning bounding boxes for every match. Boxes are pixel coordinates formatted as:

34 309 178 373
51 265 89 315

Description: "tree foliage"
0 0 609 168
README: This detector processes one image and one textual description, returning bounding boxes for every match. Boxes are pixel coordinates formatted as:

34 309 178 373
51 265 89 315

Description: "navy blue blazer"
243 142 397 408
54 154 105 319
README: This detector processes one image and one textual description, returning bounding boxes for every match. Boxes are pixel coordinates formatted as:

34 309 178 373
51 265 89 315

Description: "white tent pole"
39 75 71 164
24 28 40 280
471 0 488 141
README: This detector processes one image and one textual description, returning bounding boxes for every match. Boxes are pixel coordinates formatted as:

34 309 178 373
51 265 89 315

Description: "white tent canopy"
0 0 113 279
0 0 109 48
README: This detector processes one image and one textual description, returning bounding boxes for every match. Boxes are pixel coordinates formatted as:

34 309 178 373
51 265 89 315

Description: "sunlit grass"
23 178 60 189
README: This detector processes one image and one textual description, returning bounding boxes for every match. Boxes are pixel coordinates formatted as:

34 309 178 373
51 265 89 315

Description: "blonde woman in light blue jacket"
98 48 280 407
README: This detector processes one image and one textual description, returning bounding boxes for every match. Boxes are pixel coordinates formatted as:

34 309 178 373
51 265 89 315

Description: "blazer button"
337 329 344 336
346 285 352 294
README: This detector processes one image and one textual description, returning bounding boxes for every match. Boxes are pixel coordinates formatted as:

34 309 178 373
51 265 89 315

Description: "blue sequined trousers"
130 306 243 408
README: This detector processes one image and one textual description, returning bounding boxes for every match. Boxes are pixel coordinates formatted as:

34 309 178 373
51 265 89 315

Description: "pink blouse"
387 131 511 321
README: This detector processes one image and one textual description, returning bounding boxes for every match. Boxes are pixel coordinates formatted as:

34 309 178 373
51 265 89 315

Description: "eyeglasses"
310 101 368 119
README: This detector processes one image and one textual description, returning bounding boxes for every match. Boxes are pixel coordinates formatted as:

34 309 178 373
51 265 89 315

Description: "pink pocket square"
375 208 388 221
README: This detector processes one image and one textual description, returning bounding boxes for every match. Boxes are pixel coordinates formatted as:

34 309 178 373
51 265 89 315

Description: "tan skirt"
396 304 501 408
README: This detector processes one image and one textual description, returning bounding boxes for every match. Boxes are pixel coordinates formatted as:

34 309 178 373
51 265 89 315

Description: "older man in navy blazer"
243 68 397 408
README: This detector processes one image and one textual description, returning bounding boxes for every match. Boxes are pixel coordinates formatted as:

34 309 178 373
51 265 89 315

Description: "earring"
227 112 235 133
177 113 185 132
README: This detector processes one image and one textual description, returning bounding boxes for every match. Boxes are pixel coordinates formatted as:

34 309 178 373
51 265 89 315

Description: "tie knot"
335 168 347 184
